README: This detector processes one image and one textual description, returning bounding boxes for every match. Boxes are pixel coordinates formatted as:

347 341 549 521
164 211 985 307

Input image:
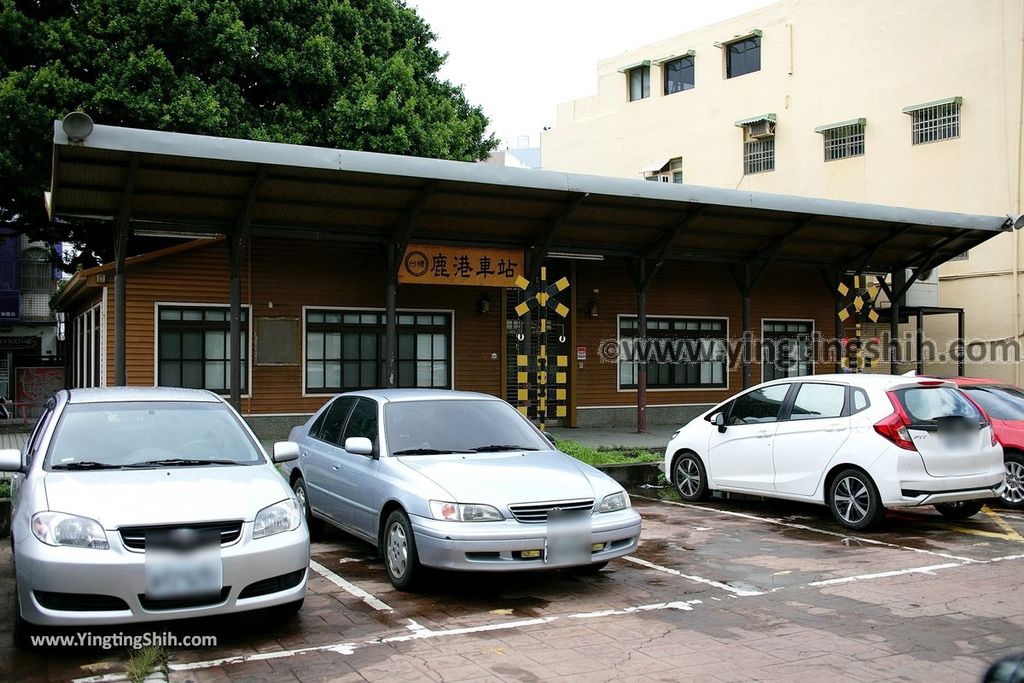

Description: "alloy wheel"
386 521 408 579
833 475 870 525
1004 460 1024 505
295 484 308 514
675 457 701 498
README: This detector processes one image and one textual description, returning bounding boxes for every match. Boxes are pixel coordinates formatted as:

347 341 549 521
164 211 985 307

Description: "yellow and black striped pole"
512 268 570 431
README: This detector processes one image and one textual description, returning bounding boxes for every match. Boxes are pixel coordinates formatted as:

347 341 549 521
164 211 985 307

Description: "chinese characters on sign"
399 244 524 286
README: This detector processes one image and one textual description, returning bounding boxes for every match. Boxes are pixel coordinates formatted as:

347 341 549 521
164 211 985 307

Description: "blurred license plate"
145 529 223 600
544 510 591 565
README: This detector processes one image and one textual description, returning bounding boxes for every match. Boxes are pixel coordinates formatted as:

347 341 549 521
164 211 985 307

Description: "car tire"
293 477 324 538
934 500 985 519
1000 452 1024 509
828 468 885 530
265 598 304 621
571 561 609 576
383 510 421 591
672 452 710 501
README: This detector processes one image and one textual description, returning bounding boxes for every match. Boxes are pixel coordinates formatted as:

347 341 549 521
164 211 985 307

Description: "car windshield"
385 399 549 456
46 401 263 469
895 387 981 425
962 385 1024 421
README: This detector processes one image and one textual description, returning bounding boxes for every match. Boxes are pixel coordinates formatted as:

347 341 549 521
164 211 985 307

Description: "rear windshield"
961 385 1024 421
894 387 981 425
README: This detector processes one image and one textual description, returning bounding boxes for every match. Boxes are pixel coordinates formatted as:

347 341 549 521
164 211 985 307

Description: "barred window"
906 99 960 145
618 316 727 389
20 248 52 292
743 138 775 174
820 122 865 161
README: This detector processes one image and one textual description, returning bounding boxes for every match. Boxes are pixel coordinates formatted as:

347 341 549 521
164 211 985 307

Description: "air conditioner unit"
746 120 775 139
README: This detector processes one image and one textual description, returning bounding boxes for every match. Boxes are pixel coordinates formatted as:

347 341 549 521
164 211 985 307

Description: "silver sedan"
281 389 642 590
1 387 309 647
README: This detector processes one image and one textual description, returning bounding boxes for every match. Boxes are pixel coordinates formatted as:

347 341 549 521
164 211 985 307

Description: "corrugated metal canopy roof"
47 122 1009 273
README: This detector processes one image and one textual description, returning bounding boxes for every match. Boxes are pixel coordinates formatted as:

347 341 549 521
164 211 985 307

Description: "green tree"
0 0 497 269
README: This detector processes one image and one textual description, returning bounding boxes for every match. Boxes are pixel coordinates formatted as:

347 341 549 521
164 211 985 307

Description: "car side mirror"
272 441 300 463
0 448 22 472
344 436 374 456
712 412 727 433
544 432 557 447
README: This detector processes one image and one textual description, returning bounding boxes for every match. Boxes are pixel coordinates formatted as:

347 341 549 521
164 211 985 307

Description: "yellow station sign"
399 244 525 286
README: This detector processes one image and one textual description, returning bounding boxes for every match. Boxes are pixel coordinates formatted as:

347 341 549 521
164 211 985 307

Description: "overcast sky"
408 0 777 149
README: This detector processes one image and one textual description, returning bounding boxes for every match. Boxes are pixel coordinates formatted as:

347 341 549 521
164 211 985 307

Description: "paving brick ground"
2 492 1023 682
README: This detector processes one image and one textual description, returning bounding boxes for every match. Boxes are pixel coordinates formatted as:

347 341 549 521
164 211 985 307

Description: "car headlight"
598 491 630 513
429 500 503 522
31 512 109 549
254 499 301 539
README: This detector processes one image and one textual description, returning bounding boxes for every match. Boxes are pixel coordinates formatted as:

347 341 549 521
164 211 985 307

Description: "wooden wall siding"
97 238 502 415
574 259 836 408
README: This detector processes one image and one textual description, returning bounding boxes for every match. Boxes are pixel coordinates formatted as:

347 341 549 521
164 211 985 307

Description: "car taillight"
874 391 917 451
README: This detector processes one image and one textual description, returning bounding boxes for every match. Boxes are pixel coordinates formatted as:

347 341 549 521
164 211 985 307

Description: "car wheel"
828 469 884 530
265 598 304 621
672 452 710 501
383 510 421 591
292 477 324 538
934 500 985 519
1000 452 1024 509
571 561 609 576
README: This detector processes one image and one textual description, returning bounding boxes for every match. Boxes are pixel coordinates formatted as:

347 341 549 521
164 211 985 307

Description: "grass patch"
555 439 662 467
125 645 168 682
0 478 9 498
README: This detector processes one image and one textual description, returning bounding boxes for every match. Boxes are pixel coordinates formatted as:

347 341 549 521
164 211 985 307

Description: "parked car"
281 389 642 589
946 377 1024 508
664 374 1005 530
1 387 309 647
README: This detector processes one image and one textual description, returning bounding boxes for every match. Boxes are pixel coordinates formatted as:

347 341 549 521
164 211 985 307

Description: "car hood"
396 450 618 508
43 465 292 529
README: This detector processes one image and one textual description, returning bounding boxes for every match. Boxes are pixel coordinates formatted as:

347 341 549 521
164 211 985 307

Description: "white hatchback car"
664 374 1005 529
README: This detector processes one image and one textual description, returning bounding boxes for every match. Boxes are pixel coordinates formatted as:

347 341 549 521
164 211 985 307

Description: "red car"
948 377 1024 508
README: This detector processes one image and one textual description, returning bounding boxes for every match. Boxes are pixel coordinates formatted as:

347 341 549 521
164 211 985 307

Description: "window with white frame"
157 305 248 393
618 317 726 389
72 304 102 388
305 309 451 394
817 120 865 161
628 65 650 101
905 98 961 145
762 320 813 382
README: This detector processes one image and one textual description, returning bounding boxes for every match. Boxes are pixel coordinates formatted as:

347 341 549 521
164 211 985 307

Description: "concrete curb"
595 462 663 487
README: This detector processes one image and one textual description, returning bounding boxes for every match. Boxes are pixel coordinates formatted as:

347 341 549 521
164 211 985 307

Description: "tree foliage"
0 0 497 268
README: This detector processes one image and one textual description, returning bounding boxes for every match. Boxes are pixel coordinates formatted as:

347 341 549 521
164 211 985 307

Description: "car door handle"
824 424 845 432
755 430 771 438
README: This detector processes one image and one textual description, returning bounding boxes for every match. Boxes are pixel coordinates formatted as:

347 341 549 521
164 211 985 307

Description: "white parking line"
309 560 392 612
569 599 703 619
623 555 764 597
807 562 964 587
633 495 977 563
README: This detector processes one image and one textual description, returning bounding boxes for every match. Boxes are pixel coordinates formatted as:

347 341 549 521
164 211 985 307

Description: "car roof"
757 373 956 391
341 389 502 404
66 387 223 404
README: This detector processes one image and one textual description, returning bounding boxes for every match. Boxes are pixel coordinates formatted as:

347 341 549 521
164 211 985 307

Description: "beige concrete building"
541 0 1024 382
